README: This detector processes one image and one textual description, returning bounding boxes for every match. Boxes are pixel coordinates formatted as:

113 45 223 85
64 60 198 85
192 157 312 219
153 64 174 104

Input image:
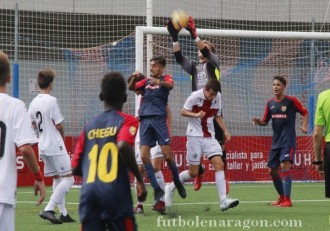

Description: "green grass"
16 183 330 230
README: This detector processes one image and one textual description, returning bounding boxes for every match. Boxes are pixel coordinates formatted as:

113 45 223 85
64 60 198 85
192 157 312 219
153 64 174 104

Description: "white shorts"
41 154 72 177
186 136 222 165
0 203 15 231
135 141 163 165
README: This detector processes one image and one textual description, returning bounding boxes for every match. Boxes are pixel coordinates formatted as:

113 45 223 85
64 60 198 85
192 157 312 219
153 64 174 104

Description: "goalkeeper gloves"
186 16 198 40
167 20 179 42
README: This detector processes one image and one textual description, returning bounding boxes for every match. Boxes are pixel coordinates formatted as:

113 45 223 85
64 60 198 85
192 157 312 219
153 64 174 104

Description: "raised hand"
185 16 198 40
167 19 180 42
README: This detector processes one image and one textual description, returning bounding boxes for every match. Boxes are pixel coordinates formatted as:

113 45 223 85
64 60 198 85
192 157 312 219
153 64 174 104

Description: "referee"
313 89 330 198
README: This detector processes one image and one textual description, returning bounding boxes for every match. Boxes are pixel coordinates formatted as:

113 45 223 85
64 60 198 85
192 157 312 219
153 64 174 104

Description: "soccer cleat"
134 204 144 214
153 200 166 214
174 181 186 199
153 187 164 207
164 184 174 207
270 195 284 206
277 197 292 207
39 210 63 224
194 165 205 191
194 175 203 191
220 198 239 212
59 213 76 223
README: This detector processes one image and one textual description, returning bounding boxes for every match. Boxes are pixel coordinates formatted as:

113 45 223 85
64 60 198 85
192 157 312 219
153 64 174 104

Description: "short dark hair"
150 56 166 67
205 79 221 93
0 50 10 86
274 75 287 86
37 68 56 89
101 71 127 104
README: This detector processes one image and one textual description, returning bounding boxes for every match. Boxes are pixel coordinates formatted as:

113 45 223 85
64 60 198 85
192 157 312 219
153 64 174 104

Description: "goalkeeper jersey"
0 93 38 206
28 94 67 156
175 48 221 92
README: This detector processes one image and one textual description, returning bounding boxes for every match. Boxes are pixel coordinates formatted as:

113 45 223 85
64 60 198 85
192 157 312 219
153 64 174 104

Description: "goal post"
136 26 330 183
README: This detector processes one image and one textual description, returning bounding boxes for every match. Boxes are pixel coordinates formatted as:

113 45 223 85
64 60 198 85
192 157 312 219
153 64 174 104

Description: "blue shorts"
267 147 295 169
82 216 137 231
139 116 170 147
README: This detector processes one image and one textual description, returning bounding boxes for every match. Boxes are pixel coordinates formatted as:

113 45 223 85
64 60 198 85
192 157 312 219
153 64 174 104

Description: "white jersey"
0 93 38 206
183 89 222 138
28 94 67 156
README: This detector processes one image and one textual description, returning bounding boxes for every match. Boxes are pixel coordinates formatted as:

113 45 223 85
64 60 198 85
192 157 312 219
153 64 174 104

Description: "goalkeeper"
167 16 228 192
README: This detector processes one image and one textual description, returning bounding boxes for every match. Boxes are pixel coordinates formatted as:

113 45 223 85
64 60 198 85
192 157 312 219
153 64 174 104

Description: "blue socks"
143 162 160 190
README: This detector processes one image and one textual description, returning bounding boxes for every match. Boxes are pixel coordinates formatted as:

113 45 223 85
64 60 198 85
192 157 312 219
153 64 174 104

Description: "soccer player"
165 79 239 212
167 16 228 192
29 68 75 224
0 50 46 231
128 74 169 214
130 56 186 210
313 88 330 198
71 71 147 230
252 75 308 207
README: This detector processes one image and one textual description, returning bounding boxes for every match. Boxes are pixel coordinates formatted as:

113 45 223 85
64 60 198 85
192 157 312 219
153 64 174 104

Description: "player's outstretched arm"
186 16 204 50
117 141 147 202
19 144 46 205
167 20 180 52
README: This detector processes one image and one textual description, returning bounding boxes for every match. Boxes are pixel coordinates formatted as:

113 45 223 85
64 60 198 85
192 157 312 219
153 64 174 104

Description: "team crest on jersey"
129 126 137 135
193 153 198 159
281 106 287 112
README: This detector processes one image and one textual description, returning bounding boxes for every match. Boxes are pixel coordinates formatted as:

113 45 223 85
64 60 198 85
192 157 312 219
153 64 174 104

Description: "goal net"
1 0 330 185
136 27 330 183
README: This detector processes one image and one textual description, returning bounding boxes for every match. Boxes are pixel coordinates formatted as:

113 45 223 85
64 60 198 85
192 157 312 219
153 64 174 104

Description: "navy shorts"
82 216 137 231
267 147 295 169
139 116 170 147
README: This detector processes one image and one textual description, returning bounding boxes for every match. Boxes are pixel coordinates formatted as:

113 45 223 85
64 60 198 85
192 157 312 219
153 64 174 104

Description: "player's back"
78 110 135 221
28 94 66 156
0 93 37 205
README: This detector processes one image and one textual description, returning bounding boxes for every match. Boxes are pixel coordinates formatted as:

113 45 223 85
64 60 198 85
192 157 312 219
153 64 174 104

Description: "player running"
252 75 308 207
165 79 239 212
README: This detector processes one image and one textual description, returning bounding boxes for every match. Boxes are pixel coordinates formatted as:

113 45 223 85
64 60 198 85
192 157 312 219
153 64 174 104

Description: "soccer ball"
171 9 189 30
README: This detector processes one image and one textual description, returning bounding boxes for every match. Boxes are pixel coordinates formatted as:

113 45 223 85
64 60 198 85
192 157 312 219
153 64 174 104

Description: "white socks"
215 171 226 204
155 171 165 201
45 176 74 214
168 170 192 192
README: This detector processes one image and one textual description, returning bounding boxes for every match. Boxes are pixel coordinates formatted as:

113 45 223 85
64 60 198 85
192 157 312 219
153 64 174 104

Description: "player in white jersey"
165 79 239 212
0 50 46 231
28 68 75 224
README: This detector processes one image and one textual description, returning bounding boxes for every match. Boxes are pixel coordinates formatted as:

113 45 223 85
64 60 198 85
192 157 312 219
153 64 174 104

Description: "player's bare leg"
134 164 145 214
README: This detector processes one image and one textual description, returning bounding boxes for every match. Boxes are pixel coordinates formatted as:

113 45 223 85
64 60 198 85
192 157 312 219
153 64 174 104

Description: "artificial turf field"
16 182 330 231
